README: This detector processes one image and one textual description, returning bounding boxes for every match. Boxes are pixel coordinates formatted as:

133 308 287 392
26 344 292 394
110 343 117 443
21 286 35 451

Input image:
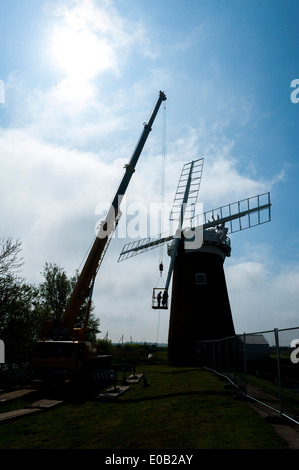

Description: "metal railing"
197 327 299 425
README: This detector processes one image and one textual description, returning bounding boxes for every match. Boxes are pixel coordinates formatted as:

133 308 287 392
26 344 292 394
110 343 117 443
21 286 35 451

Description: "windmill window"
196 273 206 285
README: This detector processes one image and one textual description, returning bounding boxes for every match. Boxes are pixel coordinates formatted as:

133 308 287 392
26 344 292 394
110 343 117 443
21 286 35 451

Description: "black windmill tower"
118 158 271 366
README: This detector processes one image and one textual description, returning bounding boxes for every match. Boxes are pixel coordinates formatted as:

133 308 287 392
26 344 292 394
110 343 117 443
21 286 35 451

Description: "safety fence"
197 327 299 425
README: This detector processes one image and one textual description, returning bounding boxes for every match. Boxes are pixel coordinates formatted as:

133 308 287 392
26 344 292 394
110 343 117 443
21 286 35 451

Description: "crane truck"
31 91 167 383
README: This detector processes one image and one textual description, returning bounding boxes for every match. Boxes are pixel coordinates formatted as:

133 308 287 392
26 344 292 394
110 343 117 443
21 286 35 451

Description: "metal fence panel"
197 327 299 425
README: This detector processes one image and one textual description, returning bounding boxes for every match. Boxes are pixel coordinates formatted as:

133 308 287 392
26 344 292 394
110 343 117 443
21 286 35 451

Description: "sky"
0 0 298 345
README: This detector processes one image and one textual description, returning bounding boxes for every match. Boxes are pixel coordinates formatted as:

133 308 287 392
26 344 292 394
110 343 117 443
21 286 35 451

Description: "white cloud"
0 128 121 277
170 24 204 54
0 94 287 342
227 260 269 291
4 0 160 152
47 0 157 85
1 0 294 344
226 258 299 334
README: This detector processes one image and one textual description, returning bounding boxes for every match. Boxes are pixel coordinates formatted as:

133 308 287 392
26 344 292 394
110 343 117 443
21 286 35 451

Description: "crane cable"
156 100 167 344
158 99 167 272
154 99 167 288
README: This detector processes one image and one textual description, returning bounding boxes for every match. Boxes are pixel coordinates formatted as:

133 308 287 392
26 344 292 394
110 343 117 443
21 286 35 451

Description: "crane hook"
159 262 163 275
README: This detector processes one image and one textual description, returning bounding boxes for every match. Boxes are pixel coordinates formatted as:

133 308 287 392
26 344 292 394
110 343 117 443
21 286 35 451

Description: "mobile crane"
31 91 167 382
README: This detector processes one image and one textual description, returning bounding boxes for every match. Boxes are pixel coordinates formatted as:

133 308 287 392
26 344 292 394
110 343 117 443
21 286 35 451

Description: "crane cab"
152 288 168 310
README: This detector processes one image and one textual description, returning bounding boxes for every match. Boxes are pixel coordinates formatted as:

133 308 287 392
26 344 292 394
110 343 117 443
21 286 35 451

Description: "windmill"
118 158 271 365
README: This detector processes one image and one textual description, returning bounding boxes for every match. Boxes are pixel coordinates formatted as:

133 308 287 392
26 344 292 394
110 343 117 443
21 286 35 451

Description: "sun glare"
50 22 117 83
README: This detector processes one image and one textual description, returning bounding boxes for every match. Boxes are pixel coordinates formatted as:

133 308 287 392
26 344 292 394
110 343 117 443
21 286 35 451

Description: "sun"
49 22 117 83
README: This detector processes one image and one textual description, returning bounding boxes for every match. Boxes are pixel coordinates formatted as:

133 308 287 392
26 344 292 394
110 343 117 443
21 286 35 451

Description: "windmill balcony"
202 229 231 256
167 228 231 257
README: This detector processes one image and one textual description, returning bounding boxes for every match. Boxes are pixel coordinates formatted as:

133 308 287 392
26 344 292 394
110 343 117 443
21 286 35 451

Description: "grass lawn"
0 357 289 450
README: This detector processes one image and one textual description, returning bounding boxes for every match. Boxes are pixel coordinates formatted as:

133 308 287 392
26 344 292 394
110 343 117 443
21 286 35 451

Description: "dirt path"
249 400 299 449
240 382 299 449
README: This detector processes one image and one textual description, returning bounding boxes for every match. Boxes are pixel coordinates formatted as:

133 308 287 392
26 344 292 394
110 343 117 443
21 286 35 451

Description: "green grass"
0 358 289 449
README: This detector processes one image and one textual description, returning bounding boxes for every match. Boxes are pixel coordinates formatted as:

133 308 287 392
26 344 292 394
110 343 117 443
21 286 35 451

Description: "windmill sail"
118 232 173 262
195 192 271 235
169 158 204 224
118 192 271 262
118 158 203 262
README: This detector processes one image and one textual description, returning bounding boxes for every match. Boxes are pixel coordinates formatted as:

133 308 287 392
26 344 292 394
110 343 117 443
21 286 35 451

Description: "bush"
96 340 151 364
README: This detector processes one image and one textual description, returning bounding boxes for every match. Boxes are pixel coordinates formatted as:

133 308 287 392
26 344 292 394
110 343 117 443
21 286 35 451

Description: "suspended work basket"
152 288 168 310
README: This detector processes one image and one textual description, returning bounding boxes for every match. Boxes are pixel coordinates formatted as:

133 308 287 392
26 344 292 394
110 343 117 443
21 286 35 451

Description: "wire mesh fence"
197 327 299 425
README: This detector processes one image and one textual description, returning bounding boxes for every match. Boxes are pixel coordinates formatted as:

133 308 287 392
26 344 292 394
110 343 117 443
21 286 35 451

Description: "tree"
0 237 23 277
0 238 44 365
39 262 71 321
0 276 43 364
39 262 100 332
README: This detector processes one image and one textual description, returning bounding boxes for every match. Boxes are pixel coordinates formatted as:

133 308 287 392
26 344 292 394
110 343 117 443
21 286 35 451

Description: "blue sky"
0 0 298 344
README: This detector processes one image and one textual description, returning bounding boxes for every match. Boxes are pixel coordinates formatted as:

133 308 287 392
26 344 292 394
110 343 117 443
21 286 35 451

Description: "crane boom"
61 91 166 331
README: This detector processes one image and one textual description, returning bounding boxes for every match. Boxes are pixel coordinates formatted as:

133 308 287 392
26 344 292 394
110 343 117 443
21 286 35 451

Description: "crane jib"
111 91 166 212
61 91 166 330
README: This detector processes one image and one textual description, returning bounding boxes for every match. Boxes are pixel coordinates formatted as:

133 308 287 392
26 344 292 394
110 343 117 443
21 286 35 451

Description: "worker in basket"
157 291 162 308
162 290 168 308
